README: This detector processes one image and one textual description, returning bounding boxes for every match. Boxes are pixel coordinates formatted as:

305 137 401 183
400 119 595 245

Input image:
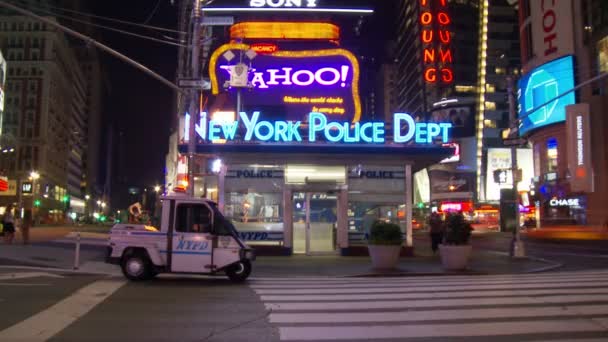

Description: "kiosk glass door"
293 192 337 255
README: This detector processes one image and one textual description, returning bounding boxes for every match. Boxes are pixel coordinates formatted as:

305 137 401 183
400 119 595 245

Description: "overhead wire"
9 0 185 34
142 0 162 25
7 0 187 47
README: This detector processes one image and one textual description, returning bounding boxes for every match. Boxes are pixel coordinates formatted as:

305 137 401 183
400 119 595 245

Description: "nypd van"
106 194 255 282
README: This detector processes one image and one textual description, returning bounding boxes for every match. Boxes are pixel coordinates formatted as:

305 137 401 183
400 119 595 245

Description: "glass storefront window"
598 36 608 74
224 165 284 246
347 165 407 245
546 138 558 173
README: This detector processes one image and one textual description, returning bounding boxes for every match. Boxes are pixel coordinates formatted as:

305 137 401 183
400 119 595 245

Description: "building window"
598 36 608 73
486 84 496 93
495 67 506 75
484 119 497 128
485 101 497 110
547 138 558 173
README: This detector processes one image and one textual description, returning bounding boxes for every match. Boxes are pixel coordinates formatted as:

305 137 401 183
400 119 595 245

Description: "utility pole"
187 0 202 196
507 76 525 258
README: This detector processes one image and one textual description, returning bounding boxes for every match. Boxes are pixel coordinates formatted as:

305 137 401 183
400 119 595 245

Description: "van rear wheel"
121 253 153 281
225 260 252 282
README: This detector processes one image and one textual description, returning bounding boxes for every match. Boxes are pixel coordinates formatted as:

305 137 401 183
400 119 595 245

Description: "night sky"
90 0 178 207
78 0 390 208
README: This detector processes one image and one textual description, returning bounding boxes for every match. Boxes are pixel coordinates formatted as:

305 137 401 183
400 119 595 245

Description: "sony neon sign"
419 0 454 84
196 112 451 144
221 65 350 89
250 0 317 8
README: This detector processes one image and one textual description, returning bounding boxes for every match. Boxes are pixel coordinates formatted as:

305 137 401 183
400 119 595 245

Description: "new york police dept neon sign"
188 112 452 144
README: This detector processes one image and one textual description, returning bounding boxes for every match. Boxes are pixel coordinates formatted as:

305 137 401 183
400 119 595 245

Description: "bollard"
74 232 81 270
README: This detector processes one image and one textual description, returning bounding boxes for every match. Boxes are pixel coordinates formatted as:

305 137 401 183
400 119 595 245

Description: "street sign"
503 137 527 146
201 16 234 26
21 181 33 194
178 78 211 90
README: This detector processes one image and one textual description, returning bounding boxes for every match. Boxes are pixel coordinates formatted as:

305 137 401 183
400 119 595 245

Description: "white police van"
106 193 255 282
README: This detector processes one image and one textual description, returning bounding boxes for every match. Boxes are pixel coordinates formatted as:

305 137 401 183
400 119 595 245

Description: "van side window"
176 204 212 233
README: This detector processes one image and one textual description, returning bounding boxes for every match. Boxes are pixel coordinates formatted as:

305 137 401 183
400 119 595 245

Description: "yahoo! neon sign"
194 112 452 144
220 65 350 89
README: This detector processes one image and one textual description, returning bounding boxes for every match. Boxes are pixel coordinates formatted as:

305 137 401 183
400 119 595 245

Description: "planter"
439 244 472 270
368 245 401 269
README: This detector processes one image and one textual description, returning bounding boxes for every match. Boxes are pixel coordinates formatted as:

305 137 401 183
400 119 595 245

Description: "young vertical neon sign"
419 0 454 84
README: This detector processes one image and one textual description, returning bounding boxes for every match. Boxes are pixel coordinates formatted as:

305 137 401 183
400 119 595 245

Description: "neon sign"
250 0 317 8
419 0 454 84
250 43 279 54
219 65 350 89
188 111 452 144
210 44 361 122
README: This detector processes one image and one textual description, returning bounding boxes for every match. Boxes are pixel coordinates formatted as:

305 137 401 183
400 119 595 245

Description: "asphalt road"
0 268 276 342
471 232 608 271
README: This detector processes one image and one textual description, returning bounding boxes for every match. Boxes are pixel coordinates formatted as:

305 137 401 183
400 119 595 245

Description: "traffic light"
62 195 69 203
34 199 41 207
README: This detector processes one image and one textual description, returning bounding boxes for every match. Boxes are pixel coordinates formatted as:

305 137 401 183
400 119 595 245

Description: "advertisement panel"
430 106 475 138
566 103 593 193
529 0 574 66
485 148 534 201
210 44 361 123
518 55 576 136
428 169 475 201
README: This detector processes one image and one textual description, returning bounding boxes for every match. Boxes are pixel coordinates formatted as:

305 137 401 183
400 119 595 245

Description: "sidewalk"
1 232 560 277
523 226 608 241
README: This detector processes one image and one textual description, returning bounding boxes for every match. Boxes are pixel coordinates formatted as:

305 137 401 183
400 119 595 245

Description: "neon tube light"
201 8 374 14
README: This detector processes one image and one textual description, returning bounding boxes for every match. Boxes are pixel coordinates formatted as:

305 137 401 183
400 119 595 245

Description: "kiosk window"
176 204 212 233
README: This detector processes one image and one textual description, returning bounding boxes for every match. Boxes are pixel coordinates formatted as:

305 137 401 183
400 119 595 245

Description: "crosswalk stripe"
278 319 605 341
261 287 608 302
265 294 608 311
253 281 608 295
250 276 608 289
253 271 608 341
0 279 125 341
250 271 608 283
269 303 608 324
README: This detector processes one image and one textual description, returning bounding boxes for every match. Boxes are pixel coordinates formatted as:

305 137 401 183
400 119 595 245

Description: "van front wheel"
121 253 152 281
225 260 252 282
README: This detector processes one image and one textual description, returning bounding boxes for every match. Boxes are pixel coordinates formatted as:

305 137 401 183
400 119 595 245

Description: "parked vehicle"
106 192 255 282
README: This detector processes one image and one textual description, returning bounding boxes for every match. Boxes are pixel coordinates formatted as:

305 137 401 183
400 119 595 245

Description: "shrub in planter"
439 212 474 270
443 212 473 245
368 220 403 269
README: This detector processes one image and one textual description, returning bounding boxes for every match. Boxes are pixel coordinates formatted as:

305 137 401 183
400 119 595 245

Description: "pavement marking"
0 272 64 281
0 279 126 341
250 276 608 289
0 282 51 286
260 287 608 302
264 293 608 311
253 280 608 295
269 304 608 324
278 320 606 341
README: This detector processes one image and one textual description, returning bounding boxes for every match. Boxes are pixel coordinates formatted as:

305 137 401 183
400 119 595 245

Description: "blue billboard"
517 55 576 136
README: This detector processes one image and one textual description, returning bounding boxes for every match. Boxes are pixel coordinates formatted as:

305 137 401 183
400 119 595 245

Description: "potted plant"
367 220 403 269
439 212 473 270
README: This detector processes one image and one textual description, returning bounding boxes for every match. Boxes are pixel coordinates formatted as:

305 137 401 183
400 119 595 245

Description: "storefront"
180 114 454 255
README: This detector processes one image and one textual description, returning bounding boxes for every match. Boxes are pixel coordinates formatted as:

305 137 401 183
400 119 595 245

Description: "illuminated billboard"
517 55 576 136
485 148 534 201
210 44 361 122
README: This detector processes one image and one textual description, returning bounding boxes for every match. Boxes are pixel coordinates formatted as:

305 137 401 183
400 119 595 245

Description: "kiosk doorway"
292 192 337 255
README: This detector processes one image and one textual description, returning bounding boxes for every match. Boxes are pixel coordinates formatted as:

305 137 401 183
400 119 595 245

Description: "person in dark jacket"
428 212 444 254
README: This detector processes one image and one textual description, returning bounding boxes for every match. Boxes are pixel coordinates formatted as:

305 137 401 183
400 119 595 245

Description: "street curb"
484 250 564 274
343 271 489 278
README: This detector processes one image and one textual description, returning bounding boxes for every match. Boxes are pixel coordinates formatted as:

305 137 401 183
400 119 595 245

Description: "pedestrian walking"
428 212 444 254
21 208 32 245
2 204 16 245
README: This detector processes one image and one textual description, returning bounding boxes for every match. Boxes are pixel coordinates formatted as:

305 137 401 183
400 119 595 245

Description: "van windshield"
211 203 239 236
